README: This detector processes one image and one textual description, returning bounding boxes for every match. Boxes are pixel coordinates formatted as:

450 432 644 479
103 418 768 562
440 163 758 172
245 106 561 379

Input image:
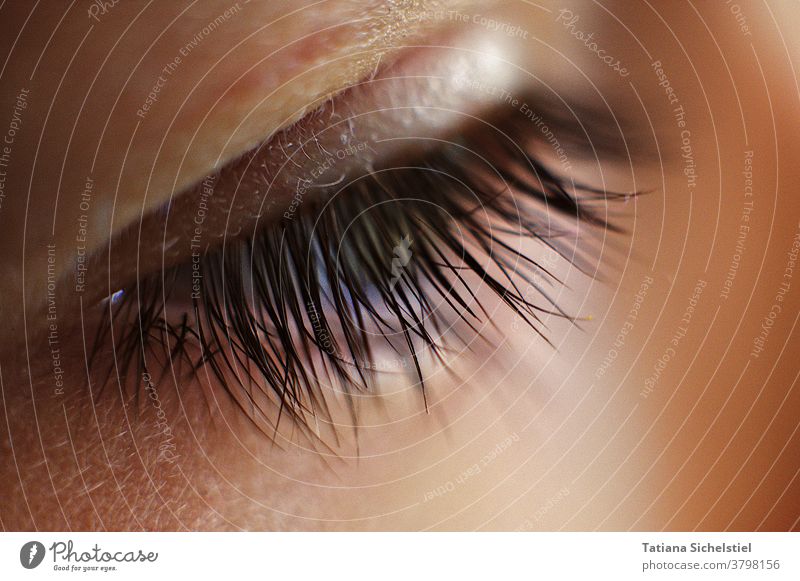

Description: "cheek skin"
3 307 494 530
1 318 353 531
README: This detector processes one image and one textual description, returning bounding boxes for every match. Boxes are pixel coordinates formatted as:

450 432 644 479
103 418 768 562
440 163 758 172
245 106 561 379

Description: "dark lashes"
91 102 631 441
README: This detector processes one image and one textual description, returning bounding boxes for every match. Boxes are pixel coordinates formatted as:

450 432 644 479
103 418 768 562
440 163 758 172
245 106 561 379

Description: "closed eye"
87 42 634 445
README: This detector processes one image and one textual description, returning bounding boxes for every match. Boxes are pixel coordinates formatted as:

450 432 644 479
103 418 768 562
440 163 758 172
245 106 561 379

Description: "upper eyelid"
109 82 631 305
6 4 480 338
80 42 522 303
82 20 642 312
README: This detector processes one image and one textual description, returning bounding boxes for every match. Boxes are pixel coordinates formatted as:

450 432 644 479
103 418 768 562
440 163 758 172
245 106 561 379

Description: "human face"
1 1 798 530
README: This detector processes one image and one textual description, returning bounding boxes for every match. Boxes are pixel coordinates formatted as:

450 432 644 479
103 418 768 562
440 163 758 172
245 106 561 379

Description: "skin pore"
1 1 799 531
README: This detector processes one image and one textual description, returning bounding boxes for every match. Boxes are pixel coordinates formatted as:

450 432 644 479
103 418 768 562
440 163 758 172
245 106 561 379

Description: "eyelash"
91 100 628 438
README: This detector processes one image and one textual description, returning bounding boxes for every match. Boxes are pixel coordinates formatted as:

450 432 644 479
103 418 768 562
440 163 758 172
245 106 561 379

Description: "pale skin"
1 1 799 530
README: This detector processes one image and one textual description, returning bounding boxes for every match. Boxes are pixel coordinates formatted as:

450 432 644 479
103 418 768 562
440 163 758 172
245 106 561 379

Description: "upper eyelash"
90 99 631 441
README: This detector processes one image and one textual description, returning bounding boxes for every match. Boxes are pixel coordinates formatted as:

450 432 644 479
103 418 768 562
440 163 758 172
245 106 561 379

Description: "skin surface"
0 0 491 335
1 0 799 531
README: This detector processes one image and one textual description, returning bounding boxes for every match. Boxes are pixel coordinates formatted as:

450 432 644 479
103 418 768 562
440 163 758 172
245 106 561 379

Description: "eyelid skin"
0 0 501 347
86 37 522 307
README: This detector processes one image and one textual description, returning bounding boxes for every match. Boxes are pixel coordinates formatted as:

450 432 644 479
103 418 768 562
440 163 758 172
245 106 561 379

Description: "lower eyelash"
91 108 631 439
